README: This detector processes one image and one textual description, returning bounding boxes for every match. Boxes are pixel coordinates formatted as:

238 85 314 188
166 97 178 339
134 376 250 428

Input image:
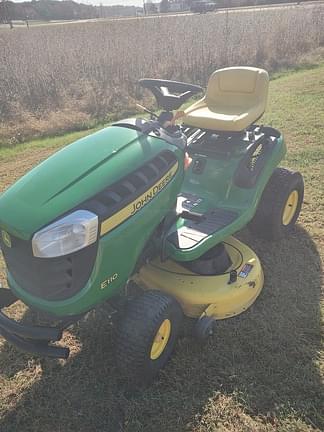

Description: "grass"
1 3 324 144
0 65 323 431
0 129 95 161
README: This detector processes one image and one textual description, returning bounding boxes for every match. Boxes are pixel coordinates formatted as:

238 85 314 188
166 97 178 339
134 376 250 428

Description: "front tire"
249 167 304 240
115 291 183 384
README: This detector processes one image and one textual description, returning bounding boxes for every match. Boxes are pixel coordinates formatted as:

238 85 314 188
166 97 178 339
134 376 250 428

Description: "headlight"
32 210 98 258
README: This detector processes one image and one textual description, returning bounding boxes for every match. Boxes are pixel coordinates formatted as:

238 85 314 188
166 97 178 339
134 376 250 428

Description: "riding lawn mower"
0 67 304 382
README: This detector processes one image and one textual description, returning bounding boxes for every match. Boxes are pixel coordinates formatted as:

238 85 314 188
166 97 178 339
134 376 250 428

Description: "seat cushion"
184 101 264 132
183 67 269 132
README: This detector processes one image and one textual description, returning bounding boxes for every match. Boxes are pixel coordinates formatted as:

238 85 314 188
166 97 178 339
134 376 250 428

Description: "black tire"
249 167 304 240
193 316 215 342
115 291 183 384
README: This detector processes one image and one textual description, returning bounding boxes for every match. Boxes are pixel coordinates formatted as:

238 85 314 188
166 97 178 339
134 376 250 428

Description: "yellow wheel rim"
150 319 171 360
282 190 299 225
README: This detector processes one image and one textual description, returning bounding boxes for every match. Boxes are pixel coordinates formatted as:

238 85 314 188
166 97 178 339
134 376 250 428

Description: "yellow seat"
183 67 269 132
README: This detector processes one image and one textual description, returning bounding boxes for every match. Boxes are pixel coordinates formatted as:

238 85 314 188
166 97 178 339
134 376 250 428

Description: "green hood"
0 126 171 240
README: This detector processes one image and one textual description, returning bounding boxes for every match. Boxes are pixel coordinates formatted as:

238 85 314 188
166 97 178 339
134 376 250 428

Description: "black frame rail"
0 288 70 359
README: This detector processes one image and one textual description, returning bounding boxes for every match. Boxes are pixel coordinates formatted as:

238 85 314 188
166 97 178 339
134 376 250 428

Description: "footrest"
168 208 238 250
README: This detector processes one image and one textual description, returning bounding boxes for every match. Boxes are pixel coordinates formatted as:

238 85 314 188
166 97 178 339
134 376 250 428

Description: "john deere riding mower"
0 67 304 382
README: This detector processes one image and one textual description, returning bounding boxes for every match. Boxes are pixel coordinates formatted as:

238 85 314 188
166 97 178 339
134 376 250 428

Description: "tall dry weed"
0 5 323 143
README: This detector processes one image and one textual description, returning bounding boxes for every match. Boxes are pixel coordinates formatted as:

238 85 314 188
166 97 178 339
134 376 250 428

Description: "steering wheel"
139 79 203 111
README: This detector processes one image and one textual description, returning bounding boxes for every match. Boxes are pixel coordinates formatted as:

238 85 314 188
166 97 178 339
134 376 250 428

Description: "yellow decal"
100 161 179 236
101 273 119 289
1 230 12 248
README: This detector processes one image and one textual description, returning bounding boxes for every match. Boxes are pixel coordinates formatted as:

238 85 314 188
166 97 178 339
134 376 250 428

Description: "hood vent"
82 150 178 228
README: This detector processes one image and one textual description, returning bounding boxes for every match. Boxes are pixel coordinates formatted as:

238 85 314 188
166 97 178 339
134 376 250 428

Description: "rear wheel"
249 167 304 240
115 291 183 384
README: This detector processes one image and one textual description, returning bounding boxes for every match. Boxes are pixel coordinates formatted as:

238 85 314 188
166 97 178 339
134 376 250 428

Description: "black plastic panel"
0 236 98 301
233 137 275 188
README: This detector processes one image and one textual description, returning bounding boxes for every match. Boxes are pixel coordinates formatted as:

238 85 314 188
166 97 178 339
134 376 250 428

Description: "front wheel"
115 291 183 384
249 167 304 240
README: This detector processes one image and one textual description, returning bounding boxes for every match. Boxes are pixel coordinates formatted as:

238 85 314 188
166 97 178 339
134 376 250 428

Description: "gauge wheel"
194 316 215 342
115 290 183 384
249 167 304 240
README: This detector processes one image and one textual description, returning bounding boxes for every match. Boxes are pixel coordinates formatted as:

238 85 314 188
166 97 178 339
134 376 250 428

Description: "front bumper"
0 288 74 359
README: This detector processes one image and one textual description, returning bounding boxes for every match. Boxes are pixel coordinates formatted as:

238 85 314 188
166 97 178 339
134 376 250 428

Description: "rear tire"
115 291 183 384
249 167 304 240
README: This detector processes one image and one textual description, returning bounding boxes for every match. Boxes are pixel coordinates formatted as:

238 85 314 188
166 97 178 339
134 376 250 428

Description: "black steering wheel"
139 79 203 111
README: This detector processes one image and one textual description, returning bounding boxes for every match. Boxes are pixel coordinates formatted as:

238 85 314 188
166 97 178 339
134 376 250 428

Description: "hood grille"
0 236 97 302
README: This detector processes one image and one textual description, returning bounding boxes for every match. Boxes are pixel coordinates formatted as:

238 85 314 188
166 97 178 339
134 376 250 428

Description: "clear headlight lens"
32 210 98 258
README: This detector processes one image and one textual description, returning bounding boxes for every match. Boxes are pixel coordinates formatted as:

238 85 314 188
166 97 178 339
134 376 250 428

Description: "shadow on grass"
0 226 322 431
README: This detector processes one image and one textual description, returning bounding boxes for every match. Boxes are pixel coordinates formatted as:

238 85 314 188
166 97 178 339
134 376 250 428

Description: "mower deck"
135 236 264 319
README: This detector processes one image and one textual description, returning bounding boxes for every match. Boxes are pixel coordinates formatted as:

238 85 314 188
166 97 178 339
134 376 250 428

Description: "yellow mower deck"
135 237 264 320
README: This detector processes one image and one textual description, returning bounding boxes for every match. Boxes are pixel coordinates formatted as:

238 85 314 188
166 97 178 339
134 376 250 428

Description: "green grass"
0 65 323 432
0 129 99 162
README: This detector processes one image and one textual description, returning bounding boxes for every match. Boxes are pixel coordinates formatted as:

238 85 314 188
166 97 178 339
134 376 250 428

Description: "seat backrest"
206 67 269 111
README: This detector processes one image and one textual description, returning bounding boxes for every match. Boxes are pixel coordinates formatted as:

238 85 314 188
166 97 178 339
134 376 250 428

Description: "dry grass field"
1 3 324 144
0 63 323 432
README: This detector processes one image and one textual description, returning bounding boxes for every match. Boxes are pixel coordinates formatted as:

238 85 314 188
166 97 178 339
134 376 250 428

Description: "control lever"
136 103 158 119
